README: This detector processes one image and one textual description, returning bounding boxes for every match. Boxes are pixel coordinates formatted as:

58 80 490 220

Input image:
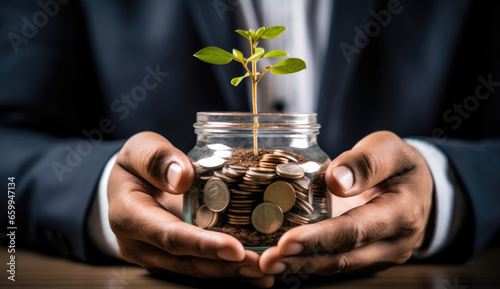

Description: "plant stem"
251 40 259 156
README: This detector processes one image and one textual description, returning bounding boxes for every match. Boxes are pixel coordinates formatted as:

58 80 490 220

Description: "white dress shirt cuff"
87 153 122 259
404 138 455 259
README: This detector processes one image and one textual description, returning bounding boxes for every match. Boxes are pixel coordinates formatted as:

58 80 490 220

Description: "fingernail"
333 165 353 191
258 275 275 288
166 163 183 189
239 265 263 278
281 242 303 256
217 247 240 261
267 262 287 274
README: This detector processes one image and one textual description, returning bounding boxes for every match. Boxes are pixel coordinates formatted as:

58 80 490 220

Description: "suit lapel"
187 0 249 111
318 0 380 153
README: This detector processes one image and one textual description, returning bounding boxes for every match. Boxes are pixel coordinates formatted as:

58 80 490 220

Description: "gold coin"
251 202 283 234
196 204 218 229
263 181 296 213
203 178 230 212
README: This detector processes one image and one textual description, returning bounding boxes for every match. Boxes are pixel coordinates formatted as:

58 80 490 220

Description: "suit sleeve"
435 138 500 258
0 0 125 261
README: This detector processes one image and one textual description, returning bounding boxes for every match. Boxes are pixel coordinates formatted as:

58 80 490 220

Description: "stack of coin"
227 187 256 225
284 211 309 225
276 163 305 179
273 150 300 163
195 204 219 229
259 152 290 169
227 167 276 225
312 169 329 214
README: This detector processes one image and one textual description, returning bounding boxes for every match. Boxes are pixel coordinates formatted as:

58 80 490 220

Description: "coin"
276 163 305 179
222 166 245 178
229 165 248 174
285 211 309 225
300 161 321 173
248 167 276 173
291 176 311 190
203 178 230 212
214 170 240 183
251 202 284 234
197 156 226 168
273 150 299 162
196 204 218 229
242 176 273 186
231 189 254 196
263 181 296 213
245 170 276 180
294 197 314 215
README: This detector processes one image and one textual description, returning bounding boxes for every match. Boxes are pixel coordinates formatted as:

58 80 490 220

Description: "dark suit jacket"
1 0 499 262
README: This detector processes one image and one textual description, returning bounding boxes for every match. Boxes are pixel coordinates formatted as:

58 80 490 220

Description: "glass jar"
183 112 332 253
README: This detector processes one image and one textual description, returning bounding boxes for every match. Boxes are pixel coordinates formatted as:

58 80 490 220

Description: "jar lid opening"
194 112 320 132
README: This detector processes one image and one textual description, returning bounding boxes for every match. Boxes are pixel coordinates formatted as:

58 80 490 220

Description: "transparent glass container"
183 112 332 253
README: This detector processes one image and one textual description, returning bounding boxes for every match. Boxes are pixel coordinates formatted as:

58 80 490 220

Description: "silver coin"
197 156 226 168
276 163 305 179
300 161 321 173
203 178 230 212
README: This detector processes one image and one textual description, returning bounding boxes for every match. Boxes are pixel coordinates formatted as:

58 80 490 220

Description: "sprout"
194 26 307 156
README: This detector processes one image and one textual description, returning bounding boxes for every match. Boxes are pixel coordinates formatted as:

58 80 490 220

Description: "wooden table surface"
1 246 500 289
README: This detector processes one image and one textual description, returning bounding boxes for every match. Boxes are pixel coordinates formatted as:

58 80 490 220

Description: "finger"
109 166 245 261
119 239 261 279
325 131 414 197
269 240 412 277
117 131 194 194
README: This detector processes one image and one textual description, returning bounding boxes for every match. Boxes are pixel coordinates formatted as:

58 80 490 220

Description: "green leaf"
263 50 288 58
270 58 307 75
255 27 266 40
194 47 235 65
235 29 250 40
231 73 250 86
246 47 265 63
232 48 244 62
261 26 286 39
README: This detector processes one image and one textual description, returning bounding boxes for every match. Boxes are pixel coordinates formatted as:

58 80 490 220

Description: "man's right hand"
107 132 273 287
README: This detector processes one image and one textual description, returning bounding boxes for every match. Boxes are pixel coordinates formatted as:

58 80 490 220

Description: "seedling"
194 26 306 156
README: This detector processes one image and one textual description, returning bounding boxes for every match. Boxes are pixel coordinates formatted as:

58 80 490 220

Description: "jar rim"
194 112 321 132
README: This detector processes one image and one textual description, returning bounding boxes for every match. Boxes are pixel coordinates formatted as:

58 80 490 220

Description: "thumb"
325 131 412 197
117 131 194 195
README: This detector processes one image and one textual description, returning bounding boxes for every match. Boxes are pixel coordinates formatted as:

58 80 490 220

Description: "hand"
260 131 433 281
108 132 272 287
